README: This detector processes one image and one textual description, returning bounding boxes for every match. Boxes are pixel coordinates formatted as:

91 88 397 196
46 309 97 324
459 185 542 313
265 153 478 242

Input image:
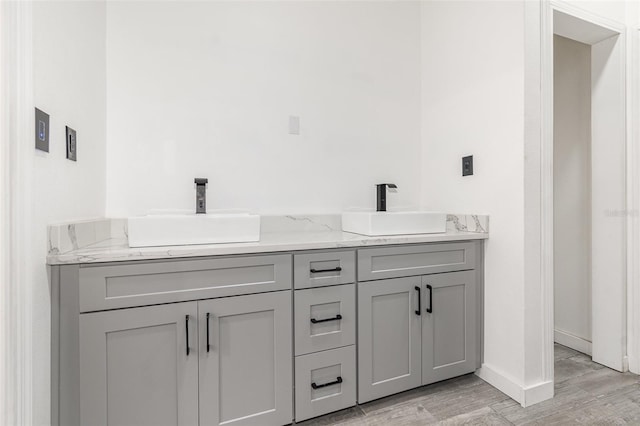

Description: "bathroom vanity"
49 216 487 426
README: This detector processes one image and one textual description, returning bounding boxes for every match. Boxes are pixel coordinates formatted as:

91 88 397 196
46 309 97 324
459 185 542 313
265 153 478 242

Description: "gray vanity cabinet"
421 270 477 385
357 277 422 403
53 255 294 426
357 242 482 404
79 301 199 426
198 291 292 426
293 250 357 422
53 241 483 426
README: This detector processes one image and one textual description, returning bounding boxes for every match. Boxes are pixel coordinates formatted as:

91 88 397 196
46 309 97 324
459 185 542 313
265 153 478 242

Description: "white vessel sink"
341 211 446 236
128 211 260 247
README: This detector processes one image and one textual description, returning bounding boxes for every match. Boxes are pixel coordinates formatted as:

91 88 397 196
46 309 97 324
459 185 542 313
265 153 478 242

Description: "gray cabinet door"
198 291 292 426
79 302 199 426
422 271 477 385
358 277 422 403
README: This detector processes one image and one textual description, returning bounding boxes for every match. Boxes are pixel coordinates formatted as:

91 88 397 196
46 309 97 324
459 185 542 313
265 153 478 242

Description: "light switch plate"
35 108 50 152
66 126 77 161
462 155 473 176
288 115 300 135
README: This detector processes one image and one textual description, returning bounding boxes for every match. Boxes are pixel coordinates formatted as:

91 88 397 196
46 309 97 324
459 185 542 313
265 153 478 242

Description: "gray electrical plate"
66 126 77 161
35 108 50 152
462 155 473 176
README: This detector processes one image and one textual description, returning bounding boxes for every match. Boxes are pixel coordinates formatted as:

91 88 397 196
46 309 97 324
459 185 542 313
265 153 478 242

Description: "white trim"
550 0 627 34
627 26 640 375
0 2 34 425
0 4 7 423
554 329 592 356
523 380 555 407
540 0 555 389
476 365 554 408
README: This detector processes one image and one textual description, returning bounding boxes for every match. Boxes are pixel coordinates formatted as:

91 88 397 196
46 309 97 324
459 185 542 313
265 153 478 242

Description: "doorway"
553 33 592 357
551 9 627 372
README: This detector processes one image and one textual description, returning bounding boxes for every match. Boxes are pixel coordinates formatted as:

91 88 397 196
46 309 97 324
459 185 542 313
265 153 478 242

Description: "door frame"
629 25 640 375
0 1 35 424
540 0 631 383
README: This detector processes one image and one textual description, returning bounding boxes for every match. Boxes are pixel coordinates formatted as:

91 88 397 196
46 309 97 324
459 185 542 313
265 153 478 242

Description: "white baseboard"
554 329 592 356
476 364 554 407
523 379 555 406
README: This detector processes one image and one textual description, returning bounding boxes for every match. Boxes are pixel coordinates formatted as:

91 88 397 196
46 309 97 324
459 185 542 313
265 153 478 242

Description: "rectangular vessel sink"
128 212 260 247
341 211 446 236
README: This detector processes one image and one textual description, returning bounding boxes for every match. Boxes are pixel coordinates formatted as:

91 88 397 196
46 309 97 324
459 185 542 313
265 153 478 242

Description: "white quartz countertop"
47 229 488 265
46 214 489 265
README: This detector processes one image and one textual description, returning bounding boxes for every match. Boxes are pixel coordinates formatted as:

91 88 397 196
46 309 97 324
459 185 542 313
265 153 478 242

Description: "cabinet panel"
357 243 476 281
294 346 356 422
79 302 198 426
422 271 477 385
294 250 355 289
295 284 356 355
79 254 292 312
358 278 421 403
198 291 292 426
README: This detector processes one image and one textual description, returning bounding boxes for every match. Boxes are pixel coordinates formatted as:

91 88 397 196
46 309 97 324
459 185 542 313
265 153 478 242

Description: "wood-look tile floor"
297 344 640 425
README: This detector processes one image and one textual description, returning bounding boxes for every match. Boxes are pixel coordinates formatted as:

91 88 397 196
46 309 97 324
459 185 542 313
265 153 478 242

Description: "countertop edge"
47 231 488 265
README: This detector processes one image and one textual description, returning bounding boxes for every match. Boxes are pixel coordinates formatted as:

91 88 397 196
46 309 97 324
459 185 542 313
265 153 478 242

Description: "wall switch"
66 126 77 161
462 155 473 176
288 115 300 135
35 108 50 152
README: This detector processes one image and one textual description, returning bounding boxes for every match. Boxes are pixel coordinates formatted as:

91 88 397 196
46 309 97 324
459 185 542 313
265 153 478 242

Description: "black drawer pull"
311 376 342 390
310 314 342 324
310 267 342 274
426 284 433 313
185 315 190 356
206 313 211 353
415 286 421 316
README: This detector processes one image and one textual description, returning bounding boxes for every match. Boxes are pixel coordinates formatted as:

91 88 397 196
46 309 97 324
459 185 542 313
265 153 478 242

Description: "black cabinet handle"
426 284 433 313
415 286 421 316
310 314 342 324
310 267 342 274
311 376 343 389
185 315 190 356
206 313 211 353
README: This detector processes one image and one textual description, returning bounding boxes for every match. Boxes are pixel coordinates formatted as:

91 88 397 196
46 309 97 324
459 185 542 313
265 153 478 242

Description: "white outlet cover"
288 115 300 135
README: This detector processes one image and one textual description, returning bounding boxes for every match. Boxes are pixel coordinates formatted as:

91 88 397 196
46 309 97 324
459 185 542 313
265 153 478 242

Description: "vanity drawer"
294 250 355 289
357 242 476 281
294 346 356 422
295 284 355 355
78 254 292 312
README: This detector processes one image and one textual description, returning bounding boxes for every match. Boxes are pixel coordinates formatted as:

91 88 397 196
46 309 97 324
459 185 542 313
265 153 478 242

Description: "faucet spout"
195 178 208 214
376 183 397 212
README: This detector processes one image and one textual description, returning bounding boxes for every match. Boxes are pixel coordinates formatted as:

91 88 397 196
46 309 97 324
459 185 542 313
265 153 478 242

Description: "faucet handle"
377 183 397 189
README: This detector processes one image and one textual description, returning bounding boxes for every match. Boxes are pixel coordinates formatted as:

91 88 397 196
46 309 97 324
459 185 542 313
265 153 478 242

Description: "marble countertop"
47 214 489 265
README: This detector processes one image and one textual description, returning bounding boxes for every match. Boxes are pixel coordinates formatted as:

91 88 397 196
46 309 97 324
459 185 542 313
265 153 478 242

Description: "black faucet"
376 183 397 212
195 178 208 214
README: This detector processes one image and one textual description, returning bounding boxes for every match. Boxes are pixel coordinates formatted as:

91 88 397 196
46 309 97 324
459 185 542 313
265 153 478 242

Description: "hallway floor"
299 344 640 425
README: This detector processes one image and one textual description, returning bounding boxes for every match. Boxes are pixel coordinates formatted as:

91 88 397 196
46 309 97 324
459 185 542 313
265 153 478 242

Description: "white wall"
420 0 526 387
105 1 422 217
553 35 592 347
21 0 639 419
32 1 106 423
